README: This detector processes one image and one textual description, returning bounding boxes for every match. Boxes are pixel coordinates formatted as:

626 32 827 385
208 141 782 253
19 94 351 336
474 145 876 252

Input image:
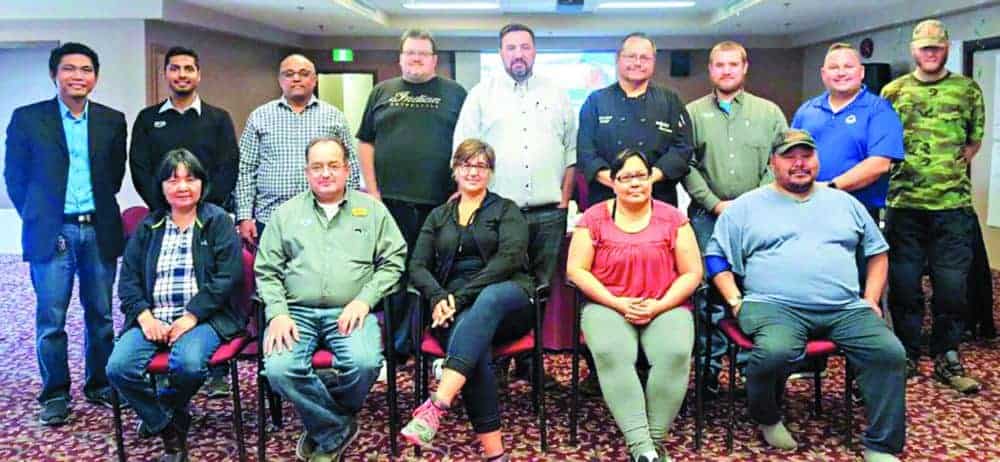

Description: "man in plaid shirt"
236 54 361 244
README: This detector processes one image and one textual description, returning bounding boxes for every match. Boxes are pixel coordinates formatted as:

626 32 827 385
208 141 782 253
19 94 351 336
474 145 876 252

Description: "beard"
505 61 531 81
783 178 814 194
171 86 195 97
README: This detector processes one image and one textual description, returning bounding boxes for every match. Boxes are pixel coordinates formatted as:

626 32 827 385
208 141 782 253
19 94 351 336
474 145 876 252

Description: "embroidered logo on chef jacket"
845 114 857 125
598 116 613 124
655 120 673 133
153 121 167 128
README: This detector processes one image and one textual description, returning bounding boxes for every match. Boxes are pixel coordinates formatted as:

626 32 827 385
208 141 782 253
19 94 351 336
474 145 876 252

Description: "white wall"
800 5 1000 98
0 19 148 254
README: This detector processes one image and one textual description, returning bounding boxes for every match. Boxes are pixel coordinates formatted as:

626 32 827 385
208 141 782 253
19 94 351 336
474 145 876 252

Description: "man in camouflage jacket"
881 19 985 394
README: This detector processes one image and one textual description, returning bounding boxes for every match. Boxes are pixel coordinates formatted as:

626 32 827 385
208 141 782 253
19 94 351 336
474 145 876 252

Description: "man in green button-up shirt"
255 137 406 460
682 41 788 398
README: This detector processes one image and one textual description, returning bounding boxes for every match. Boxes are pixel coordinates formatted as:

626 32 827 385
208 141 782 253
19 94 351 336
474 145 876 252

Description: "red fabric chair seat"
147 335 249 374
420 329 535 359
717 318 839 356
312 350 335 369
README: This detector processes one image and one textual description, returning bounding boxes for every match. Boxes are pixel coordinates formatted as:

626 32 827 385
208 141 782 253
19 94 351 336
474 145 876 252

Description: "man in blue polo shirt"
792 43 904 220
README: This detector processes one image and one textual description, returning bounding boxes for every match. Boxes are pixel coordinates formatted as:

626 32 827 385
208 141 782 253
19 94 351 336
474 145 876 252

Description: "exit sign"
331 48 354 63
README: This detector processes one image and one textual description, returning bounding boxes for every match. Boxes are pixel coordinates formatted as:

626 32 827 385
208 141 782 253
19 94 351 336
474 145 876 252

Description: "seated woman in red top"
567 149 702 462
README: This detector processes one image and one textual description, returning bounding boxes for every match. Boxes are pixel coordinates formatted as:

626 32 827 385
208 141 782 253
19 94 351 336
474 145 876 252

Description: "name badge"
598 116 613 124
655 120 673 133
153 121 167 128
351 208 368 217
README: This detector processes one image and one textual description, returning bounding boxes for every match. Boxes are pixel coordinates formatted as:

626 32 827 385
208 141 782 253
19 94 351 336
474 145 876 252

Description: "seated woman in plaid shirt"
107 149 244 462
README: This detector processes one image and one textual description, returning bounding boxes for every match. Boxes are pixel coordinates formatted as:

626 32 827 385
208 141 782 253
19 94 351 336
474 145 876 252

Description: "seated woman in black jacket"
401 139 533 462
106 149 243 462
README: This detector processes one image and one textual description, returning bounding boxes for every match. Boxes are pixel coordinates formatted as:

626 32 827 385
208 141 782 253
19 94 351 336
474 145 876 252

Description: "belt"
64 213 94 224
519 203 560 214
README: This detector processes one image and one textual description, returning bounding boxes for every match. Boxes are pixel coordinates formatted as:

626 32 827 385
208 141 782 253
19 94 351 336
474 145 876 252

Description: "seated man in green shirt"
255 137 407 462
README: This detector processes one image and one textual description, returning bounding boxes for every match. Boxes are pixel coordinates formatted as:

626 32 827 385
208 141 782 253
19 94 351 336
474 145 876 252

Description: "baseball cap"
771 129 817 155
911 19 949 48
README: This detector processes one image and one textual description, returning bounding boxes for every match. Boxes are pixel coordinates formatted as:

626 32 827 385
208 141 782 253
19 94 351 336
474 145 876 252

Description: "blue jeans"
106 324 221 432
689 206 747 379
30 223 117 403
434 281 532 434
263 306 383 453
738 301 907 454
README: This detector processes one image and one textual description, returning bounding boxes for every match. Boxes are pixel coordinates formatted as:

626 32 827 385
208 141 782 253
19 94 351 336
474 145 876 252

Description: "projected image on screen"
480 52 617 113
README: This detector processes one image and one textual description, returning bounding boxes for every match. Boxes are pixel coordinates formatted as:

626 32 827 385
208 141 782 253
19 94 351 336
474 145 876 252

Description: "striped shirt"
152 220 198 323
236 96 361 223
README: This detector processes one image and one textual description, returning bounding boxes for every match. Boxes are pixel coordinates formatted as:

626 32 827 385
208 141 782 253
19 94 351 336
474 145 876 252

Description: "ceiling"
177 0 915 38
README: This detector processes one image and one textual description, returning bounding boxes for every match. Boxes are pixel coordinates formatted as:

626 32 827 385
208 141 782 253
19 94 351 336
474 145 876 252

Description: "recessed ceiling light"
596 1 696 8
402 1 500 9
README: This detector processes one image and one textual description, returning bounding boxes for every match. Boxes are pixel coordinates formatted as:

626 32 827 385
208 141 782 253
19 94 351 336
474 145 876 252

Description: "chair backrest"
574 170 589 210
236 245 259 337
121 206 150 240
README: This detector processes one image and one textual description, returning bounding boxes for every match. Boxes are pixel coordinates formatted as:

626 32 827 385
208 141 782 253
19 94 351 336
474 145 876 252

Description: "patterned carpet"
0 253 998 461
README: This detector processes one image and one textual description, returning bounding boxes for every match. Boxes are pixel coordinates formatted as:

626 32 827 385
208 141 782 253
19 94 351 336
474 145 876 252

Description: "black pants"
384 198 436 356
886 207 976 359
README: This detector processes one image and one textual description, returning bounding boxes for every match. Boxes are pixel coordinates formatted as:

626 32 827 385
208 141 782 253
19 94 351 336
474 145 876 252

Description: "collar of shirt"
818 85 871 113
613 81 650 100
279 95 319 112
165 217 197 235
159 95 202 115
310 190 348 219
152 213 203 230
57 97 89 122
713 89 743 106
500 71 535 94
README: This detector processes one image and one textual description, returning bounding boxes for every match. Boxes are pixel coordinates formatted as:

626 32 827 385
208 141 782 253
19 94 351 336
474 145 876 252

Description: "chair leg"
386 344 399 458
229 362 247 462
257 360 267 462
727 343 736 454
535 331 547 451
268 383 283 428
111 387 127 462
570 344 580 447
844 360 854 449
814 368 823 417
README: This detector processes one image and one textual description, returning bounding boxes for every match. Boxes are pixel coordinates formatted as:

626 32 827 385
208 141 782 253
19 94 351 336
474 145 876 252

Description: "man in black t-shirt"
357 29 467 356
129 46 239 212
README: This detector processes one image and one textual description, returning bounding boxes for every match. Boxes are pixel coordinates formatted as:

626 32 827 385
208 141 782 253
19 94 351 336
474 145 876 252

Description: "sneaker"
203 375 230 399
400 398 447 448
933 351 981 394
296 431 316 461
39 397 69 426
309 421 359 462
579 372 602 397
85 388 124 409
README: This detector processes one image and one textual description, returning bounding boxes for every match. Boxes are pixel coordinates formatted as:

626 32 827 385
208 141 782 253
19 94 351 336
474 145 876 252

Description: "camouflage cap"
771 129 816 155
911 19 949 48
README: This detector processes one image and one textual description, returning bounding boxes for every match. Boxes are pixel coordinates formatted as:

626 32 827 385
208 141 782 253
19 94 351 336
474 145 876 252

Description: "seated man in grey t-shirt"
704 130 906 462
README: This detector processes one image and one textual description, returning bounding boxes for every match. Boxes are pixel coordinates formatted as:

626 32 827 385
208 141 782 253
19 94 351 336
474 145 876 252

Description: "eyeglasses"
308 163 346 175
402 50 435 58
457 163 491 173
619 53 654 64
280 69 314 79
615 172 650 183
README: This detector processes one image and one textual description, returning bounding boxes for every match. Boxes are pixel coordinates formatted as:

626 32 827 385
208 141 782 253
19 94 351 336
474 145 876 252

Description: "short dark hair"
499 23 535 46
618 32 656 57
164 46 200 69
609 149 652 180
452 138 496 170
305 137 349 163
154 149 211 209
399 29 437 54
49 42 100 77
